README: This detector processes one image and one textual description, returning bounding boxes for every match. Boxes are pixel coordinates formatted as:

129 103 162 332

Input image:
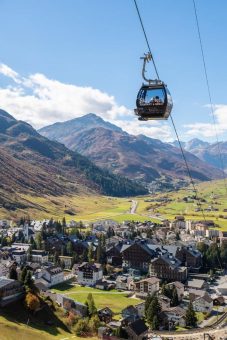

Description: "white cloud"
0 64 21 83
0 63 173 140
184 104 227 138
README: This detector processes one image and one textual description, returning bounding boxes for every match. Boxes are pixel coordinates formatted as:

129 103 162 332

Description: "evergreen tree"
35 232 42 249
146 295 161 329
145 294 153 319
96 240 102 263
152 315 159 330
20 267 27 283
55 221 62 234
9 266 18 280
86 293 97 317
62 217 67 235
185 301 197 328
24 270 33 289
66 241 73 256
30 236 36 250
54 252 60 266
171 287 179 307
82 249 88 262
88 245 93 263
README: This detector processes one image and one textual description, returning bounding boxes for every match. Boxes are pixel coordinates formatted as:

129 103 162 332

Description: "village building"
59 256 73 269
150 253 188 282
98 307 113 323
176 246 202 269
42 266 64 287
192 293 213 313
77 262 103 286
30 250 48 264
0 277 24 306
121 241 155 272
133 277 160 297
187 279 208 290
12 250 27 264
116 275 133 291
161 306 186 328
166 281 184 300
126 318 148 340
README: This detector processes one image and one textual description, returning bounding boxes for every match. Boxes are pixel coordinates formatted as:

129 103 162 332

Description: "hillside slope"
0 109 148 212
39 114 223 187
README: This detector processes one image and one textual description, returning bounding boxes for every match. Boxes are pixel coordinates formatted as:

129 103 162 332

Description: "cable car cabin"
134 82 173 120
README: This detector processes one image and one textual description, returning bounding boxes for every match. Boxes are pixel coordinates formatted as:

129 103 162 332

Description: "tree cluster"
161 284 179 307
185 301 197 328
145 294 161 330
197 241 227 269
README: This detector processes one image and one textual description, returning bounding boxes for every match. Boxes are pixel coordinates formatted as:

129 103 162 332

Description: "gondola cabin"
134 81 173 120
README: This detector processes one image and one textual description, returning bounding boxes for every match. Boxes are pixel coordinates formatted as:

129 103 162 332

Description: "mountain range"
172 138 227 171
0 110 148 212
39 114 223 189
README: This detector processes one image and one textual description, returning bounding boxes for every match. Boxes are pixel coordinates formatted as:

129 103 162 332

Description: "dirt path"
130 200 138 214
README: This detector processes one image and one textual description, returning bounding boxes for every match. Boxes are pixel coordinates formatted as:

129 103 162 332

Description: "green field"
1 179 227 229
0 299 98 340
135 179 227 230
52 283 142 315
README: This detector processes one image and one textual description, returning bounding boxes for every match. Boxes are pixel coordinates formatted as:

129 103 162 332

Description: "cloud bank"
184 105 227 138
1 63 226 141
0 63 172 140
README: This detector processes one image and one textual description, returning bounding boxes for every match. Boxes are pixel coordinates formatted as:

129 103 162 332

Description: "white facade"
163 307 186 327
12 251 27 264
31 251 48 264
193 295 213 313
77 263 103 286
43 267 64 287
134 277 160 295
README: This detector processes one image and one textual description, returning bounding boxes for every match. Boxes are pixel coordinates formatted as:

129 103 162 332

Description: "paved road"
151 327 227 339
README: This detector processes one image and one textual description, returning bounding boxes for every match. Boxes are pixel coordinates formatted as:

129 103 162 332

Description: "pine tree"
96 240 102 263
86 293 97 317
171 287 179 307
145 294 153 319
24 270 33 289
62 217 67 235
88 245 93 263
35 232 42 250
152 315 159 330
66 241 73 256
20 267 27 283
146 295 161 329
185 301 197 328
82 249 88 262
9 266 18 280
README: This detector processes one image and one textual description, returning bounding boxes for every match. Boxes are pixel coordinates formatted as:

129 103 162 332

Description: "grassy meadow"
1 179 227 229
52 283 142 316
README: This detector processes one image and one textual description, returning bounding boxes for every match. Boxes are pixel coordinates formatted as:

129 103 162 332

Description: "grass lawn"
1 179 227 229
0 300 99 340
196 312 205 323
52 283 142 315
0 318 98 340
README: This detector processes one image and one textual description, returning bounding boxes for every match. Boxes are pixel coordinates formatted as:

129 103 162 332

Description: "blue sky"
0 0 227 141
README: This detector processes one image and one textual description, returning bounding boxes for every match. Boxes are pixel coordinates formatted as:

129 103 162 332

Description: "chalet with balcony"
134 277 160 297
43 266 64 287
150 253 188 282
121 241 155 272
176 246 202 269
77 262 103 286
30 250 48 264
0 277 24 306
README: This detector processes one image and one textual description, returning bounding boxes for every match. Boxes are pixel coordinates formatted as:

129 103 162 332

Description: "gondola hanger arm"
141 52 160 84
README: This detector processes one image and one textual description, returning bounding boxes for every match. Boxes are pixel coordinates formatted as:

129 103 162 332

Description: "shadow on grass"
0 298 70 337
51 282 75 291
